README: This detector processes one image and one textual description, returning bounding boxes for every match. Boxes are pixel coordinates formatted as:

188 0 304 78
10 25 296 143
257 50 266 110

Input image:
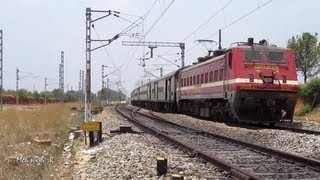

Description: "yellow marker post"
82 122 102 147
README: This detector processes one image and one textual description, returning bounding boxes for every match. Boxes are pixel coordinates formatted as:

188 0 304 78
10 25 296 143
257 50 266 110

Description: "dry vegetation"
0 103 83 179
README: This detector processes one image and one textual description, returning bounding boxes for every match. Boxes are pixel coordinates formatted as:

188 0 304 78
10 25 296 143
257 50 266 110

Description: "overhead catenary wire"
185 0 273 54
160 0 232 58
144 0 175 37
182 0 233 41
120 0 160 72
92 27 117 67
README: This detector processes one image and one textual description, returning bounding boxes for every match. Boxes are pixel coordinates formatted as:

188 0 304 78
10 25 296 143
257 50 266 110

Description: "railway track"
116 105 320 180
223 121 320 136
273 123 320 136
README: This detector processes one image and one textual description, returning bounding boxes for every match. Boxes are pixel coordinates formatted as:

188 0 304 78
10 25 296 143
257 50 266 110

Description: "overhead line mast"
59 51 64 103
0 30 3 110
122 41 185 68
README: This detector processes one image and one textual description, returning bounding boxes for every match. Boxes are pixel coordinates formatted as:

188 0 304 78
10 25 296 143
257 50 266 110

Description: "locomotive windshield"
243 50 262 62
267 51 286 62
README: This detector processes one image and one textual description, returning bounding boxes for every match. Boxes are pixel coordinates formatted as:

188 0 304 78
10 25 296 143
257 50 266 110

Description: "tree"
97 88 108 100
65 90 79 102
18 89 32 99
32 90 41 99
287 32 320 83
51 88 61 99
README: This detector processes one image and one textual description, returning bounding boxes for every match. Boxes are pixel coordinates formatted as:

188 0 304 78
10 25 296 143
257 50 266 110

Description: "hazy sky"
0 0 319 95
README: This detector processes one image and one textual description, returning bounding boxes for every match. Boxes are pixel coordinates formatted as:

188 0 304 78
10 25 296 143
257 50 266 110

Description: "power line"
144 0 159 19
182 0 233 41
92 27 117 67
144 0 175 37
119 0 160 72
207 0 273 39
186 0 273 54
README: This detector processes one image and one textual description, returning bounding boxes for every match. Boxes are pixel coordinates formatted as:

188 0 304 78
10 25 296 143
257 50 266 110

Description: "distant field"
0 103 83 179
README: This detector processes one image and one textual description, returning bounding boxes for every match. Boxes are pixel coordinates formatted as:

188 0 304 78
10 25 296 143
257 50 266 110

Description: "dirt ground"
305 107 320 122
0 103 83 179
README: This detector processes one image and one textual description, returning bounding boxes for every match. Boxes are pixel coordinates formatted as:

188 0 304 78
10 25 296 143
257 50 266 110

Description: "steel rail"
116 105 263 180
118 105 320 179
273 125 320 136
145 110 320 168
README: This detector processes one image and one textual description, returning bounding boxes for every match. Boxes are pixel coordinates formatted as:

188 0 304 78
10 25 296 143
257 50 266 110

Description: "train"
131 38 299 125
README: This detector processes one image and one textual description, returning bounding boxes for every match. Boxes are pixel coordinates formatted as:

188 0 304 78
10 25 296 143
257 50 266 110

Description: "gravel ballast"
148 109 320 160
72 106 228 179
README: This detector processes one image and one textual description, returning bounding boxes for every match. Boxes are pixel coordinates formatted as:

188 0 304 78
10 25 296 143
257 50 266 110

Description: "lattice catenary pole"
0 30 3 110
59 51 64 103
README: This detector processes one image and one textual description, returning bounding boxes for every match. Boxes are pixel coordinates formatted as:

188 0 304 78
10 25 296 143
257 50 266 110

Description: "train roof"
147 70 179 84
233 44 291 51
131 69 180 93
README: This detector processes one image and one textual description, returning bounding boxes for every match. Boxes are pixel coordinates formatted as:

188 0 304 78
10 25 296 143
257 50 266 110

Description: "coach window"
193 75 196 85
197 75 200 84
209 71 213 82
205 73 208 83
187 77 189 86
214 70 218 81
219 69 223 81
184 78 187 87
201 74 204 84
190 76 193 86
181 79 183 87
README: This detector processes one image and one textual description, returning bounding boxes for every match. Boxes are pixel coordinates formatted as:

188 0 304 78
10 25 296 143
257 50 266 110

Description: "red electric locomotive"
177 38 298 124
131 38 299 125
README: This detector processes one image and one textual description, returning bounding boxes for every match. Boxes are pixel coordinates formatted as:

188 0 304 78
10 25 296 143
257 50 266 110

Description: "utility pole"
0 30 3 110
101 65 112 102
81 70 84 103
78 70 81 100
218 29 222 50
159 67 163 76
85 8 92 123
44 77 47 105
85 8 138 146
16 68 19 105
59 51 64 103
106 77 110 105
122 41 185 68
101 65 105 90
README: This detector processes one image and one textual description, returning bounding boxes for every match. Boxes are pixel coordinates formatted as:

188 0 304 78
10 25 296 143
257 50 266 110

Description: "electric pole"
0 30 3 110
81 70 84 103
44 77 47 105
122 41 185 68
85 8 141 146
79 70 81 101
16 68 19 105
59 51 64 103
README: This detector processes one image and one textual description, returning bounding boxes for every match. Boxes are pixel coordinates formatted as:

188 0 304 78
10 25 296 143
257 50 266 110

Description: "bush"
295 104 312 116
299 77 320 103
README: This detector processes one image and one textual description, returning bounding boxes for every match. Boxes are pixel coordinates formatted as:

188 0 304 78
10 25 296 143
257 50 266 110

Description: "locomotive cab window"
243 50 262 62
267 51 286 62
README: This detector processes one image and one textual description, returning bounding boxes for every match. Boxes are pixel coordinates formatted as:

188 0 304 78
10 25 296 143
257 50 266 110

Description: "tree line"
2 88 126 102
